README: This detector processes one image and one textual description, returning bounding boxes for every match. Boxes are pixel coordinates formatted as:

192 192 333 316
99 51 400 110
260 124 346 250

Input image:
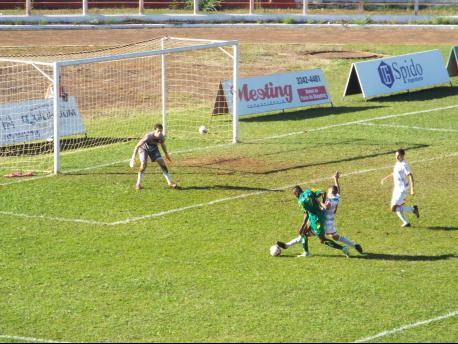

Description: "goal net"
0 37 239 176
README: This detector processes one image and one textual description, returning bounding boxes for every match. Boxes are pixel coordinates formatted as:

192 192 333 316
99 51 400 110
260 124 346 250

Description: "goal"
0 37 239 176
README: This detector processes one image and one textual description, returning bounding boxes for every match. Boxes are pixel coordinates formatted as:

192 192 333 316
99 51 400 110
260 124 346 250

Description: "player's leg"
391 188 410 227
156 158 177 188
313 221 348 256
277 236 301 249
329 230 363 254
136 150 148 190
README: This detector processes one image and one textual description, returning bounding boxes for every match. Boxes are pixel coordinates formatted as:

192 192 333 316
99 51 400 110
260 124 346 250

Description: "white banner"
344 50 450 98
222 69 332 116
0 96 85 145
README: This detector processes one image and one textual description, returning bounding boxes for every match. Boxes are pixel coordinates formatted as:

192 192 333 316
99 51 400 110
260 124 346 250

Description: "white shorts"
325 223 337 234
391 188 407 207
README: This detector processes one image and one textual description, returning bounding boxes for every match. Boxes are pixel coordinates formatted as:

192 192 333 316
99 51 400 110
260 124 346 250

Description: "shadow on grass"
197 143 429 176
177 184 283 192
239 105 384 123
352 252 457 261
426 226 458 231
369 86 457 102
1 136 136 157
278 253 457 261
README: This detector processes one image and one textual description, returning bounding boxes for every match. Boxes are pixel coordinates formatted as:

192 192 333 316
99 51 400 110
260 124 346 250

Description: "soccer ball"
199 126 208 135
270 244 281 257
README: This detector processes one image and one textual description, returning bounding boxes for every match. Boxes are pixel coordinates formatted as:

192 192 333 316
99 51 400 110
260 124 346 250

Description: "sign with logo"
343 50 450 99
446 46 458 77
0 96 86 146
213 69 332 116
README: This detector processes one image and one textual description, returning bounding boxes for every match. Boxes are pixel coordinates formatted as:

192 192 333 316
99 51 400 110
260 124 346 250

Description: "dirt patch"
0 27 457 47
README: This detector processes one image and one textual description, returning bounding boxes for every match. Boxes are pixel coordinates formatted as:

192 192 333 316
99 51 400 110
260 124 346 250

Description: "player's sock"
324 240 344 250
286 236 301 248
300 235 309 254
136 172 144 186
402 206 414 212
339 236 356 248
160 165 172 185
396 210 409 224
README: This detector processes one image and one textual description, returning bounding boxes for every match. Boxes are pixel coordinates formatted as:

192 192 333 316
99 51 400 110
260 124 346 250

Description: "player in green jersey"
277 185 349 257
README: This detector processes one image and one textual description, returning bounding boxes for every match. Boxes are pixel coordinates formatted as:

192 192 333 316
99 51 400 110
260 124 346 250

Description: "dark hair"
396 148 405 156
154 123 163 130
330 185 338 195
292 185 303 195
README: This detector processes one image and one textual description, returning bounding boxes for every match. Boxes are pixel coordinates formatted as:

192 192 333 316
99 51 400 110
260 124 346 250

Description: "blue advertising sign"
343 50 450 99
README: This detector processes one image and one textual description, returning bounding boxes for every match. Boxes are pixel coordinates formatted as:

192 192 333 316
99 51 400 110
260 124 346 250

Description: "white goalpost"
0 37 239 176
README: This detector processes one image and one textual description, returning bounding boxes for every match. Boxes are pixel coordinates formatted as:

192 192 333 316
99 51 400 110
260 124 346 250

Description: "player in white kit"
381 148 419 227
322 171 363 254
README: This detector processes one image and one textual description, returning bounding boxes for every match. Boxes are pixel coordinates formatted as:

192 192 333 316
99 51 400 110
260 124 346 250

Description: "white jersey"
324 194 340 231
393 160 411 191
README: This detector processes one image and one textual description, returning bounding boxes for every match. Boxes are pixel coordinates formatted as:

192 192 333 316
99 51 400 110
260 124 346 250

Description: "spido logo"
378 58 424 88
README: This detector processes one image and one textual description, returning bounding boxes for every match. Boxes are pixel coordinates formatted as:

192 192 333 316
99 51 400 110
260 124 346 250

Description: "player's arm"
407 172 415 195
334 171 341 194
381 173 392 185
299 213 309 236
130 137 146 166
160 142 172 162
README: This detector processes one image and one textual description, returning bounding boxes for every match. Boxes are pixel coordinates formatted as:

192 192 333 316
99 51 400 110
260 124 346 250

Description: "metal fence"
4 0 458 16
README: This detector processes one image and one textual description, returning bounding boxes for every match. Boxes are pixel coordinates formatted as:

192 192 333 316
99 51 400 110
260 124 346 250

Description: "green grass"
1 43 458 342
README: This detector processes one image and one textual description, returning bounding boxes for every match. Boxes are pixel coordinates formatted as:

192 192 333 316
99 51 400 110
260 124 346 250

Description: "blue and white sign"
219 69 332 116
0 96 85 146
343 50 450 98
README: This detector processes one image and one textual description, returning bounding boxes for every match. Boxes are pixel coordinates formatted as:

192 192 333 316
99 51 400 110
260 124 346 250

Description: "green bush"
185 0 221 12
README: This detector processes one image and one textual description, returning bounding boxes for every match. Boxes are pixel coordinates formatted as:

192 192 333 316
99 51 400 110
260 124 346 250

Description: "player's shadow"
369 86 457 102
426 226 458 231
240 106 384 123
177 184 283 192
206 143 429 176
352 252 456 261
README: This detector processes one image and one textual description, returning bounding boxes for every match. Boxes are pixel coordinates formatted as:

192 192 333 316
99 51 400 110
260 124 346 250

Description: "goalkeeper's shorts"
139 148 162 162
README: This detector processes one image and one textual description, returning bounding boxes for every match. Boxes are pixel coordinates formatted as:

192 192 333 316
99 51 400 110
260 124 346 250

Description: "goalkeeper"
277 185 349 257
130 123 177 190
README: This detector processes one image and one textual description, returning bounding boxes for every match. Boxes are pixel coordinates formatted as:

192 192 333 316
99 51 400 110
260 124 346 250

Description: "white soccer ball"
198 126 208 135
270 244 281 257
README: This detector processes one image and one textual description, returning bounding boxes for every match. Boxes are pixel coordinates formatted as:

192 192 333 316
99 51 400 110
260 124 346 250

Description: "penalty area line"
1 152 457 226
110 152 458 226
353 309 458 343
1 104 457 187
0 334 67 343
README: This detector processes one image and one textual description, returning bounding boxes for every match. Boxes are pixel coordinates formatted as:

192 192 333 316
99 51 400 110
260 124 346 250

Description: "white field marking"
3 152 455 226
248 104 458 142
2 103 458 188
358 122 458 133
353 309 458 343
0 210 111 226
0 334 67 343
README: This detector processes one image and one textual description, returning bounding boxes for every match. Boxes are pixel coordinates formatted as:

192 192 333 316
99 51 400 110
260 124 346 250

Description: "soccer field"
1 39 458 343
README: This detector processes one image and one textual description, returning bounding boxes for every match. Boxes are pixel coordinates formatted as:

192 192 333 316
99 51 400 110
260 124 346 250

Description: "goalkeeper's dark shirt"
142 132 165 152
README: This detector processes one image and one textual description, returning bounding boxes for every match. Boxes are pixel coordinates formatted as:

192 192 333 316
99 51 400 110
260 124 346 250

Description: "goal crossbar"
57 40 239 67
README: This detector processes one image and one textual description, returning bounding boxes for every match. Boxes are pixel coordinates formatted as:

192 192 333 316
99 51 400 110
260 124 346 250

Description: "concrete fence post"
82 0 88 15
139 0 144 15
303 0 308 15
25 0 31 15
358 0 364 13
